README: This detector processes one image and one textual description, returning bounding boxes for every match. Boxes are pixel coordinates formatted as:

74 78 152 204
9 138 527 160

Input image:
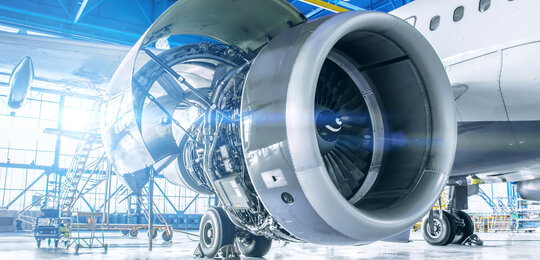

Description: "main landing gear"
422 185 483 246
195 207 273 259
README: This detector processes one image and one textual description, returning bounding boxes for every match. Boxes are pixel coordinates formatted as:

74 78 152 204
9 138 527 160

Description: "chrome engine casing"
103 0 456 244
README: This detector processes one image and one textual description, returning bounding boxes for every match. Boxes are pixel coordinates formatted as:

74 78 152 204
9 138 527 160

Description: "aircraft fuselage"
392 0 540 180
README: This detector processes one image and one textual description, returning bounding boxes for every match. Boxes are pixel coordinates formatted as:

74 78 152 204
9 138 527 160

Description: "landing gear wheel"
129 229 138 237
452 210 474 244
54 239 59 248
75 243 80 253
162 230 173 242
235 234 272 257
36 239 41 248
199 207 236 258
48 238 51 246
104 244 108 252
121 230 129 236
148 229 157 239
422 210 456 246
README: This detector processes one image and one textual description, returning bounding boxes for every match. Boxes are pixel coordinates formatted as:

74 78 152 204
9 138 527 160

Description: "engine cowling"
241 11 456 244
103 0 456 245
518 178 540 201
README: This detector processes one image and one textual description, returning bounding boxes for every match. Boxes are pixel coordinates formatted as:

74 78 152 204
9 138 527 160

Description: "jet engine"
517 178 540 201
102 0 456 246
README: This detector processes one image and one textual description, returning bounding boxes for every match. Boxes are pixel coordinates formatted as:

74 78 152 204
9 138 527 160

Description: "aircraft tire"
236 234 272 257
199 207 235 258
162 229 173 242
452 210 474 244
129 229 138 237
422 210 456 246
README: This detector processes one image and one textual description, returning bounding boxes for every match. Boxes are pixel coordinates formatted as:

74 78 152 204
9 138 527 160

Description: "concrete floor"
1 230 539 259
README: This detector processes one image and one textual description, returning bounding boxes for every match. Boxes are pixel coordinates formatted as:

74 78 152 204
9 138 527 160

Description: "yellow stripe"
299 0 349 13
470 177 483 185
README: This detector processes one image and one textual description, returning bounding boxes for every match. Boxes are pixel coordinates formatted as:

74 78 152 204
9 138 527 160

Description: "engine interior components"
103 0 456 246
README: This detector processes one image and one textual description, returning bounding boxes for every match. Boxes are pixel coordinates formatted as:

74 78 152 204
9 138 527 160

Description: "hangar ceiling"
0 0 414 98
0 0 414 45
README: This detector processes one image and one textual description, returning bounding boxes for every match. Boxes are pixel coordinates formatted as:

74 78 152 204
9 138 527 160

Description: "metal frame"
0 0 169 44
0 90 211 217
0 1 415 45
5 170 48 209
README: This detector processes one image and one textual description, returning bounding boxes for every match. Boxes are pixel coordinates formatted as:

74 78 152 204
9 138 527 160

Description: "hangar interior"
0 0 539 259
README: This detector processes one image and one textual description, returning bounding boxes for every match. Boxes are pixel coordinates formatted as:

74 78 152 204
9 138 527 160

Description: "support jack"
462 234 483 246
215 244 240 259
194 243 240 259
193 244 204 258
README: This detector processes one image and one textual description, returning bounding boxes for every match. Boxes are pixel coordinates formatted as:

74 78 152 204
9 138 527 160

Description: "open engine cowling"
241 12 456 244
103 0 456 245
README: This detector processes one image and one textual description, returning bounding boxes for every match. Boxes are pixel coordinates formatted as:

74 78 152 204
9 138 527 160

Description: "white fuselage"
391 0 540 181
392 0 540 181
392 0 540 122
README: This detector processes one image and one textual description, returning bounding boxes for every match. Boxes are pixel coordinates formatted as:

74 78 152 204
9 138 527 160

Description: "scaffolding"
1 88 211 243
67 211 108 253
469 197 540 233
471 213 513 232
513 199 540 232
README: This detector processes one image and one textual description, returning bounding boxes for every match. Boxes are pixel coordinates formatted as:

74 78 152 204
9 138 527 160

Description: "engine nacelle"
103 0 456 245
518 178 540 201
241 11 456 244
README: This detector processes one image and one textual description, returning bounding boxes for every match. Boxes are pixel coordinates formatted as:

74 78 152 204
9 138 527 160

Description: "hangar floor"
1 231 539 259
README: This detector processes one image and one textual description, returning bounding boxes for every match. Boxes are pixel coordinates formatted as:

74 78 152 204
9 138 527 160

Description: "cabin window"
429 16 440 31
453 6 465 22
479 0 491 12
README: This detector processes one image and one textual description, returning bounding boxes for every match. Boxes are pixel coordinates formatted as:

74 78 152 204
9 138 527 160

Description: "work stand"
67 211 108 253
462 234 483 246
193 243 240 259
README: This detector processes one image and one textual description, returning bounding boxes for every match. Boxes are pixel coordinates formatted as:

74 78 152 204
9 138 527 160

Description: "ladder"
72 155 107 204
478 188 502 214
15 155 106 229
57 101 103 216
137 189 172 234
497 199 511 214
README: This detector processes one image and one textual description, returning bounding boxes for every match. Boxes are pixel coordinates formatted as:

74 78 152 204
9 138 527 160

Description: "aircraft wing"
0 30 129 98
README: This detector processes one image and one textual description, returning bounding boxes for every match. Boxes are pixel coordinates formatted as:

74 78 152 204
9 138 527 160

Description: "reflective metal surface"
102 0 306 190
103 0 456 246
518 178 540 201
0 31 129 97
392 0 540 183
241 11 455 244
7 56 33 109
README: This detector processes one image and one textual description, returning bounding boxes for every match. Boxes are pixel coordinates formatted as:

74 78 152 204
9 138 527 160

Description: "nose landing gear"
422 185 483 246
422 210 456 245
195 207 274 259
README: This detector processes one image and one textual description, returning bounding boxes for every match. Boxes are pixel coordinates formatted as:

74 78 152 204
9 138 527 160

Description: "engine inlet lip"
241 10 455 245
285 11 455 242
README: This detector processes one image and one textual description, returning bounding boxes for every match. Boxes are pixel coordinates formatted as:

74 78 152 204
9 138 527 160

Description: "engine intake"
241 11 456 244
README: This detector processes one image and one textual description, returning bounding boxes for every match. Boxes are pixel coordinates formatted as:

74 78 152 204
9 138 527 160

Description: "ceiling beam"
298 0 349 13
73 0 89 23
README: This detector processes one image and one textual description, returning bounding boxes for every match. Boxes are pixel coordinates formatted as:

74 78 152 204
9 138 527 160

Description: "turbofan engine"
102 0 456 250
518 178 540 201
